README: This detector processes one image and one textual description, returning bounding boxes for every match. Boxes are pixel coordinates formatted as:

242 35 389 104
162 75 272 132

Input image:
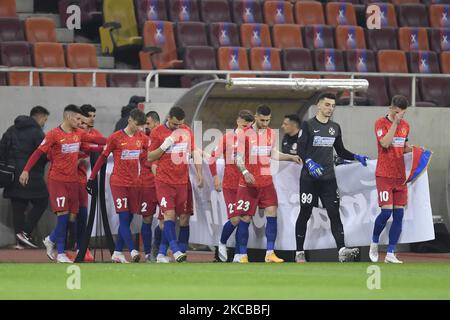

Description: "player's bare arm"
271 148 302 164
193 148 204 188
380 111 405 148
236 152 255 185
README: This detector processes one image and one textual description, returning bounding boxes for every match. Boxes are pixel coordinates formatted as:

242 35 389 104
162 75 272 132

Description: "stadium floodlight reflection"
226 78 369 92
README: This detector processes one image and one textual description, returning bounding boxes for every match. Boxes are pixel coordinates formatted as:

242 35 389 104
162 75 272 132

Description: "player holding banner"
295 93 368 263
148 107 203 263
234 105 302 263
369 95 414 264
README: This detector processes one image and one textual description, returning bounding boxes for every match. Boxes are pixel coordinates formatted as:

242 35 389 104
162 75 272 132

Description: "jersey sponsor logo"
120 149 141 160
250 145 272 155
329 127 335 136
392 137 406 147
312 136 335 147
61 142 80 153
377 129 383 137
166 142 188 153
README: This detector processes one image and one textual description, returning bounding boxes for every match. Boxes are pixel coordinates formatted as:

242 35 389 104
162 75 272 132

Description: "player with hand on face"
295 93 368 263
86 109 147 263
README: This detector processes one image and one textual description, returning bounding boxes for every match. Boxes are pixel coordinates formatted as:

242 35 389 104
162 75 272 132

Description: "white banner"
93 153 434 250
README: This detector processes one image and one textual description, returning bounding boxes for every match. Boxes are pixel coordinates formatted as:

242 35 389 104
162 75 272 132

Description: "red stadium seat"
0 17 25 42
25 18 57 43
240 23 272 48
208 22 240 48
326 2 357 26
232 0 263 24
272 24 303 49
429 28 450 53
249 47 282 72
335 26 366 50
398 27 429 51
66 43 107 87
429 4 450 29
200 0 231 24
263 1 294 25
135 0 168 30
34 42 74 87
0 41 40 86
0 0 16 17
295 1 325 26
303 25 335 49
168 0 200 22
176 21 208 47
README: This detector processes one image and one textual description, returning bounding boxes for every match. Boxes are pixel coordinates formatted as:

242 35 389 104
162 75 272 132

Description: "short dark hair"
284 114 300 128
169 107 185 120
256 104 271 116
30 106 49 117
317 92 336 104
238 109 254 122
391 95 409 110
129 109 146 125
146 111 160 123
80 104 96 117
129 96 145 105
64 104 82 114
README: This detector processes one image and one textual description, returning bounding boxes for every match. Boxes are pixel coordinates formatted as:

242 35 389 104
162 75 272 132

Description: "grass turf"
0 262 449 299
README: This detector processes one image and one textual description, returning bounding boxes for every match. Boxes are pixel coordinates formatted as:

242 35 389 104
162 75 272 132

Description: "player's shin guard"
178 225 189 253
372 209 393 243
55 214 70 254
76 207 88 250
236 220 250 255
388 208 404 253
118 212 134 251
163 220 180 253
295 207 313 251
141 222 152 255
220 221 236 245
266 217 277 251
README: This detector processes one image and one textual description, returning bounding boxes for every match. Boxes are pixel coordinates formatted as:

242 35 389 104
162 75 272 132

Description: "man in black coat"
0 106 50 248
114 96 146 131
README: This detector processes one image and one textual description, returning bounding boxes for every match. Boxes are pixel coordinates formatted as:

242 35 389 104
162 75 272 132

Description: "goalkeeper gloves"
305 158 324 178
354 154 369 167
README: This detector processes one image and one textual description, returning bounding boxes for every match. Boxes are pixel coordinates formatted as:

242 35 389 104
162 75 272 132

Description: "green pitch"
0 262 449 299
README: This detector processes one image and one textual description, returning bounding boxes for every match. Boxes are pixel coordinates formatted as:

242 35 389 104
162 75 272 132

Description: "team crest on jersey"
136 140 142 148
329 127 335 136
401 127 407 135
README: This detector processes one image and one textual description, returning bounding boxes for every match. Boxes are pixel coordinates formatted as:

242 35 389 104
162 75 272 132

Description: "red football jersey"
210 130 241 190
238 126 276 188
149 123 195 185
375 116 410 179
39 127 82 183
77 128 104 184
139 132 155 187
102 130 146 187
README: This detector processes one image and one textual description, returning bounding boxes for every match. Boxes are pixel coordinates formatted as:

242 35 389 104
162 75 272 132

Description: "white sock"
296 250 304 255
266 250 274 256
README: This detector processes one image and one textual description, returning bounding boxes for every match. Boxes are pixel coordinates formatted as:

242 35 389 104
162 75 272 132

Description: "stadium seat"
0 17 25 42
135 0 168 30
139 21 183 69
33 42 74 87
326 2 357 26
168 0 200 22
0 0 16 17
335 26 366 50
345 49 390 106
314 48 345 72
240 23 272 48
294 1 325 26
398 27 430 51
440 51 450 73
176 22 208 47
377 50 424 104
181 45 217 87
107 74 139 87
66 43 107 87
366 27 398 51
249 47 282 72
429 5 450 29
217 46 250 72
392 0 421 4
208 22 240 48
25 18 57 43
281 48 319 78
232 0 263 24
397 4 429 27
200 0 231 24
99 0 143 61
368 3 397 27
263 1 294 25
407 50 440 73
272 24 303 49
429 28 450 53
303 25 335 49
0 41 40 86
58 0 102 39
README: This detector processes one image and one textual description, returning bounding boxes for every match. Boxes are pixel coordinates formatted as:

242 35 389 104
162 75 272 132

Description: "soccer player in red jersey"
234 105 302 263
87 109 147 263
370 95 413 264
148 106 203 263
208 110 255 262
19 105 106 263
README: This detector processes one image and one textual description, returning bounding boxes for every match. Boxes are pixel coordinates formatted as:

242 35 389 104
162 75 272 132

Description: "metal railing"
1 66 449 107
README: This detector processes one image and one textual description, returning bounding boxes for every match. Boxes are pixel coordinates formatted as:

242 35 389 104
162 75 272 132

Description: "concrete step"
16 0 34 13
18 13 61 28
56 28 74 43
97 56 115 69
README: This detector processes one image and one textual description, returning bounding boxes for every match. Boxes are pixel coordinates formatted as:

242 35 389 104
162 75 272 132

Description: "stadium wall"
0 87 449 246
